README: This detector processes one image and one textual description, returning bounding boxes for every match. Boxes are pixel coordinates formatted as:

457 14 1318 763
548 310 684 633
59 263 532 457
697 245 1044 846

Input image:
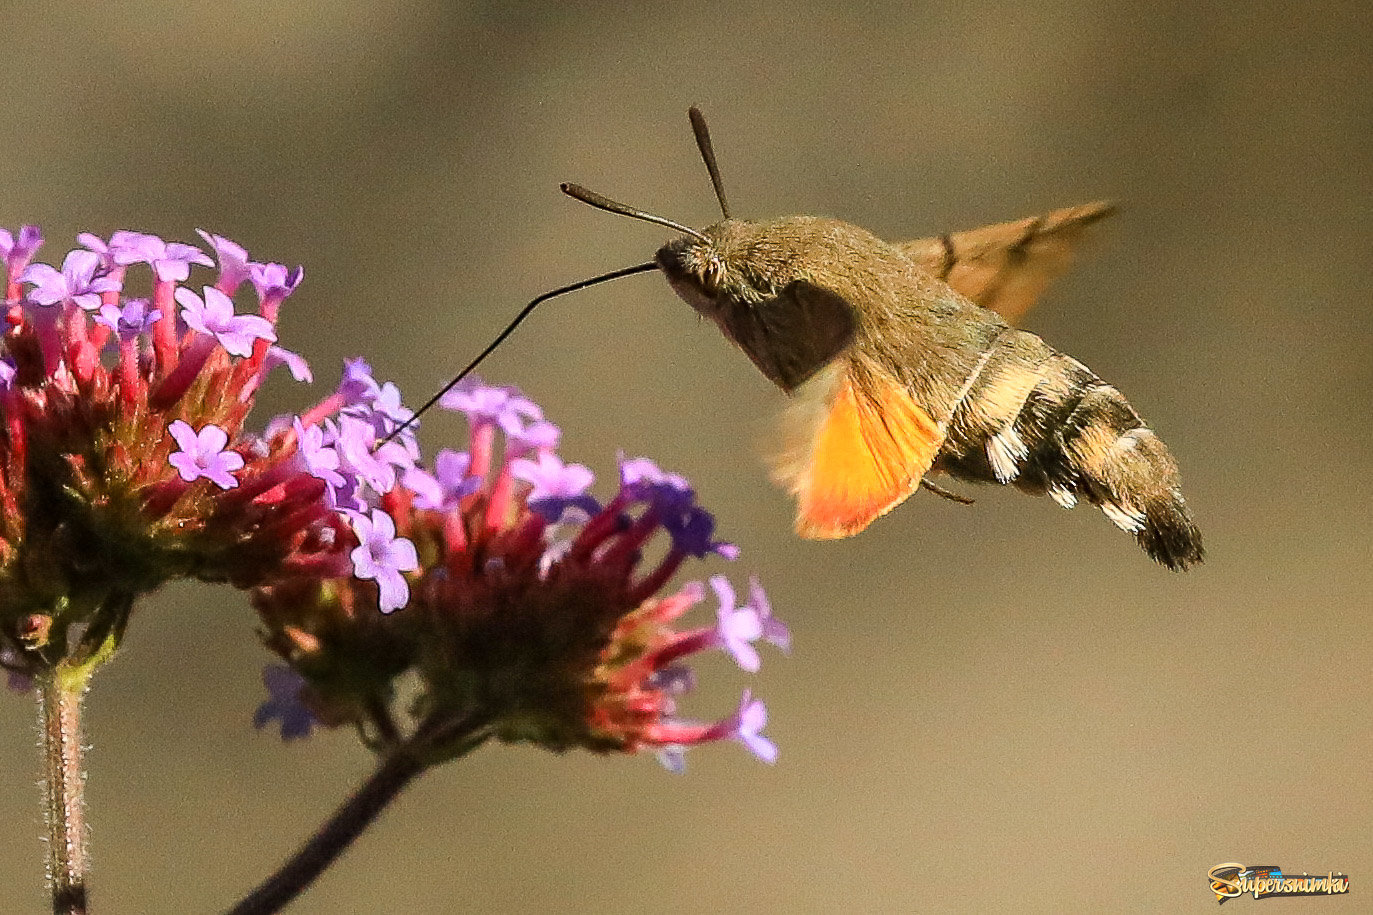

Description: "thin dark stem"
39 669 90 915
227 750 426 915
228 713 489 915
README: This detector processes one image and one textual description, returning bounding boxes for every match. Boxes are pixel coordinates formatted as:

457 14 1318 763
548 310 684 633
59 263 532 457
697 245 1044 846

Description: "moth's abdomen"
933 334 1204 570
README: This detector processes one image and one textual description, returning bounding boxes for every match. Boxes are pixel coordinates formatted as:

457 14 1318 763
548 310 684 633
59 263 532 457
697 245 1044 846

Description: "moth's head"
562 107 787 315
654 220 756 314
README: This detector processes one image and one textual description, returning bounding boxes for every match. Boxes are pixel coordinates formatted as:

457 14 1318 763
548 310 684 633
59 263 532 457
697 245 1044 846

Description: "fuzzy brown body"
656 213 1203 570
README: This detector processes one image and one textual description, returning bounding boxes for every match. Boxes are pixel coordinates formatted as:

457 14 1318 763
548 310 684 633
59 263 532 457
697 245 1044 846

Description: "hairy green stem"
38 665 93 915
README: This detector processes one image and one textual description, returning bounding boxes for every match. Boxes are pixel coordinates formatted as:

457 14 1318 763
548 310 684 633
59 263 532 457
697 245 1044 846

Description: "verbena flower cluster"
0 225 785 768
0 226 353 679
253 378 789 769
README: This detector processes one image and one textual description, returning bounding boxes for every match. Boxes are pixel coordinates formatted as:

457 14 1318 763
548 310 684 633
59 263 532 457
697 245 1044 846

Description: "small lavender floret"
176 285 276 356
332 414 397 493
265 345 312 383
732 691 777 764
95 299 160 339
1 225 43 271
619 456 695 515
664 505 739 559
101 231 213 282
167 420 246 489
196 230 252 291
253 665 316 741
711 576 765 672
441 377 542 432
336 357 381 407
348 508 419 613
249 262 304 304
294 419 346 490
405 449 481 511
351 381 413 437
512 452 600 521
656 745 688 774
21 249 121 310
747 577 790 652
508 418 560 455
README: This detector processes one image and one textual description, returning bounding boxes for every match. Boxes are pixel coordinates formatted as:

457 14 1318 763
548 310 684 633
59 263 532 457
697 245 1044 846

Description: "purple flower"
649 665 697 696
664 505 739 559
441 377 542 432
331 414 395 493
619 456 695 515
94 299 161 339
511 452 600 521
20 249 121 310
748 577 790 653
730 691 777 764
175 285 276 356
294 418 345 490
404 449 481 510
196 230 252 292
1 225 43 275
167 420 246 489
264 345 312 383
249 261 304 304
253 665 316 741
711 576 765 672
507 419 561 456
0 358 15 391
105 231 213 282
348 508 419 613
348 381 413 434
656 745 688 774
337 357 381 407
653 691 777 772
374 435 419 478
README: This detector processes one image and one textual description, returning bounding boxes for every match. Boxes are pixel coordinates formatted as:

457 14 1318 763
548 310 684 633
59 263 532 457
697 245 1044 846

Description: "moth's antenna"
383 261 659 443
560 183 708 242
688 106 731 219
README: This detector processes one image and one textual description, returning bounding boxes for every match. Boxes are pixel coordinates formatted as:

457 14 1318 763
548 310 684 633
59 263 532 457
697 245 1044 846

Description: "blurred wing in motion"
770 357 945 539
899 201 1117 323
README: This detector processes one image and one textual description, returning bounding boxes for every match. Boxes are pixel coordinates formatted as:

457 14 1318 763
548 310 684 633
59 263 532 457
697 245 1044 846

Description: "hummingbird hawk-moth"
410 108 1203 570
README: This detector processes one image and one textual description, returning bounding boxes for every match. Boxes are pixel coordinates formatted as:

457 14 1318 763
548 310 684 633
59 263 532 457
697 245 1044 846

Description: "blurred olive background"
2 1 1370 912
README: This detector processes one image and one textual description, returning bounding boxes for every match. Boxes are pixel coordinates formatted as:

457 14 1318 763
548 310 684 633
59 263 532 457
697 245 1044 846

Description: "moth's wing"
898 201 1116 323
721 280 857 392
769 355 946 539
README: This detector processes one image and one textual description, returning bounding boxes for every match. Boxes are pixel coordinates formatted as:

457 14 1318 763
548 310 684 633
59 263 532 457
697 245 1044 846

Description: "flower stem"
38 664 93 915
225 749 426 915
229 712 489 915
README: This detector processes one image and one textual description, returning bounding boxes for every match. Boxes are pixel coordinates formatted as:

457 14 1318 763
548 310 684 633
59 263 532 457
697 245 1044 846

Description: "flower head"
0 226 375 679
252 379 787 770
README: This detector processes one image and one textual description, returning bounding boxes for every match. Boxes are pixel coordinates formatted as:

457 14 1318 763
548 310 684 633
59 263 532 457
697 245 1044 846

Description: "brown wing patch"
899 201 1116 323
770 362 944 539
720 280 857 392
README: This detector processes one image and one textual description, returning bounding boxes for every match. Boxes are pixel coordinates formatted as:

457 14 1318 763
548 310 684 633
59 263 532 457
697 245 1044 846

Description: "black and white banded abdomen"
931 329 1204 569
